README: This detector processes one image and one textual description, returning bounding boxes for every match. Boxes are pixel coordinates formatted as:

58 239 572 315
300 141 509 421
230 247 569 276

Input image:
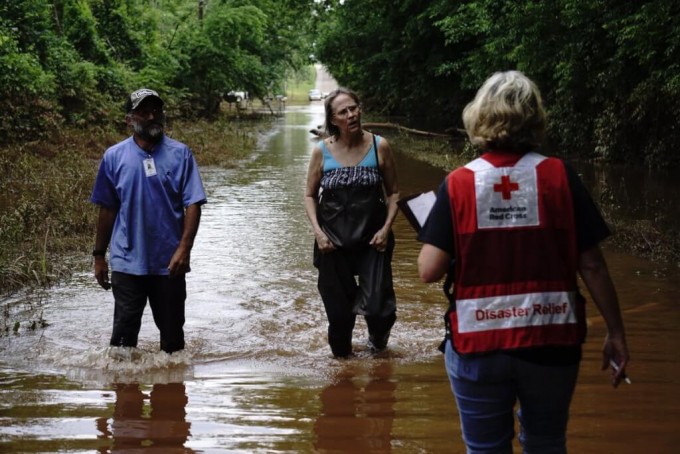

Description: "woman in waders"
304 88 400 358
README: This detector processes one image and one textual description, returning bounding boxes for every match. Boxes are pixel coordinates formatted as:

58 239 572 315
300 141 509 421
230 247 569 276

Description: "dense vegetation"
0 0 316 143
3 1 678 167
314 0 680 169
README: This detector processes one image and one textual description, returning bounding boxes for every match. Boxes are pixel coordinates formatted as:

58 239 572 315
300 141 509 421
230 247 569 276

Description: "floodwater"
1 103 679 453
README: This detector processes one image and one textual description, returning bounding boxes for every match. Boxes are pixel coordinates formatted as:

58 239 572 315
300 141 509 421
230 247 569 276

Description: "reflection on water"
97 383 192 453
1 104 679 453
314 361 396 452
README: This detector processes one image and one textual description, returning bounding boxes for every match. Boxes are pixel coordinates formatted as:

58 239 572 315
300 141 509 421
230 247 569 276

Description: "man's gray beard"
133 120 164 142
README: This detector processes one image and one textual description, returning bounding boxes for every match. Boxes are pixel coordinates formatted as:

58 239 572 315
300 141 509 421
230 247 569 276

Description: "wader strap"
372 134 380 176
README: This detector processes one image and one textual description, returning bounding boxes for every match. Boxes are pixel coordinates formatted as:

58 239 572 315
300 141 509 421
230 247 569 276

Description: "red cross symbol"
494 175 519 200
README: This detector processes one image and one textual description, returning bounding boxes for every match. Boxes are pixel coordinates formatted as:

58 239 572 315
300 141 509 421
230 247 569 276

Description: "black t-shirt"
418 160 611 365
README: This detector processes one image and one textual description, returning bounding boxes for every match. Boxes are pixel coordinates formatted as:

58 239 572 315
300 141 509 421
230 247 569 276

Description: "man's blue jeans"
445 340 579 454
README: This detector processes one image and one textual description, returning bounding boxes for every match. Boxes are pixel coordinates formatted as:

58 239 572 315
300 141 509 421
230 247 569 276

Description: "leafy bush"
0 31 61 143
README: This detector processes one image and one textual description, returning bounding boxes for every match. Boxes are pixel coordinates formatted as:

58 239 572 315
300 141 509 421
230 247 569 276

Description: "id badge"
143 158 157 177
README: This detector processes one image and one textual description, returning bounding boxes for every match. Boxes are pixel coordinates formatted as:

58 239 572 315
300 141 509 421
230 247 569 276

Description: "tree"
0 0 318 136
173 3 268 114
172 0 316 114
316 0 680 167
0 1 61 142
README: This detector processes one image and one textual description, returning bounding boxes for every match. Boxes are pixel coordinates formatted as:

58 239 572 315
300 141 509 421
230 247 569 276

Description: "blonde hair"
462 71 546 151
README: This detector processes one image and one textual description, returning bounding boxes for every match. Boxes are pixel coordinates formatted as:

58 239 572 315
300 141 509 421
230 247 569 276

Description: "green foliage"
60 0 111 64
89 0 145 65
315 0 680 168
171 0 317 115
174 3 268 114
1 0 55 60
5 0 673 166
0 29 60 143
1 0 316 138
284 65 316 104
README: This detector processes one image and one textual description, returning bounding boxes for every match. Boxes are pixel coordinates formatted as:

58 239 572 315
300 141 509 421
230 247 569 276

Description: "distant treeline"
0 0 315 144
314 0 680 168
2 1 678 168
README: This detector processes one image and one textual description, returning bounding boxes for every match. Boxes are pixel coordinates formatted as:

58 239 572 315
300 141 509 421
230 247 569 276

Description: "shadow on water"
1 103 679 452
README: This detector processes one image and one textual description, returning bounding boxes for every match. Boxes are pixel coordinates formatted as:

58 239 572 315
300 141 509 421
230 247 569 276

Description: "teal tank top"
320 135 380 172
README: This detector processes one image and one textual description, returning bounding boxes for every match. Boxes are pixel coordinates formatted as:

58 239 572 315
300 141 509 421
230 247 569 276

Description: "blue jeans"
444 340 579 454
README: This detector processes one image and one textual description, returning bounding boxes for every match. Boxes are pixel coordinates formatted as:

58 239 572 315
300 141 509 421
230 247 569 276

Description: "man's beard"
132 118 165 142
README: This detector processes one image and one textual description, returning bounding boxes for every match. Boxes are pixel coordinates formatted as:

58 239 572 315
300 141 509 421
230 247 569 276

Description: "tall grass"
382 130 470 171
0 134 102 293
284 65 316 105
168 112 269 167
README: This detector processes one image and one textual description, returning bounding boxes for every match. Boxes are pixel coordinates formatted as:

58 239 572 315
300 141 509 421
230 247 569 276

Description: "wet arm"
94 205 117 289
578 245 629 387
304 147 323 233
304 147 335 252
369 138 400 251
378 138 400 230
168 203 202 277
418 244 451 283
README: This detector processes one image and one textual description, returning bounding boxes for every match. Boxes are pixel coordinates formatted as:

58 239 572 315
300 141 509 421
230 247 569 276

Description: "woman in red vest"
417 71 629 453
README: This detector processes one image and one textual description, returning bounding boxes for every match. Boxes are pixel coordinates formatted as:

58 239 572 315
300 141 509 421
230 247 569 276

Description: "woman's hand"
315 231 337 253
369 227 389 252
602 334 630 388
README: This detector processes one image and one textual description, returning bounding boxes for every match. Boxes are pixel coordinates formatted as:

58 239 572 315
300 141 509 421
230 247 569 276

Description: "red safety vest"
446 151 586 354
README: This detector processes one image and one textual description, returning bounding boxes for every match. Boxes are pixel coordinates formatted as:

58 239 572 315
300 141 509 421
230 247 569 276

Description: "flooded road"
1 103 679 453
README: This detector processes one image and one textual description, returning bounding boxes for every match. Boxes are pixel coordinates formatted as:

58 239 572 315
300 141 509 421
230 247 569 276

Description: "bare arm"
370 136 400 251
93 205 118 289
304 144 335 253
578 245 629 387
418 243 451 283
168 203 202 277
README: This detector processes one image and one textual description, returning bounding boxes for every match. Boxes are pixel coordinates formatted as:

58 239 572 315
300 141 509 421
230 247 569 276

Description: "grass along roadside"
0 112 269 299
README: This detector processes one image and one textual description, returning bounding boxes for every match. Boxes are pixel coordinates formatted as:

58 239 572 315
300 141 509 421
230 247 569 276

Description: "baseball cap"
126 88 164 112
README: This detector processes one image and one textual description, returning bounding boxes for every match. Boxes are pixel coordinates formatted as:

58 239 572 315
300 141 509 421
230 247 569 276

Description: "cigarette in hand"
609 360 632 384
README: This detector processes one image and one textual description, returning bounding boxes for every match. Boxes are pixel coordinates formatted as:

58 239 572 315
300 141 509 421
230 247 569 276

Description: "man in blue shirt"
91 88 207 354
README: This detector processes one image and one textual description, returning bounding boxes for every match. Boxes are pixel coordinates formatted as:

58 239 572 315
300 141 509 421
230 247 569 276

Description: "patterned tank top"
320 135 382 190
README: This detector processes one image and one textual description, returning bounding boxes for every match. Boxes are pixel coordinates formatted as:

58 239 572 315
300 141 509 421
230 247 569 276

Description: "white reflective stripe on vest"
456 291 578 333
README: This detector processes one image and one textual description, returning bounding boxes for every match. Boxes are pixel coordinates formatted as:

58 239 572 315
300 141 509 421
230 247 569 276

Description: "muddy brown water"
1 103 679 453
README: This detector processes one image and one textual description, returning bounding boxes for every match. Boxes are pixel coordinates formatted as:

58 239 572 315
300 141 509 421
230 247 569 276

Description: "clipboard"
397 191 436 233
